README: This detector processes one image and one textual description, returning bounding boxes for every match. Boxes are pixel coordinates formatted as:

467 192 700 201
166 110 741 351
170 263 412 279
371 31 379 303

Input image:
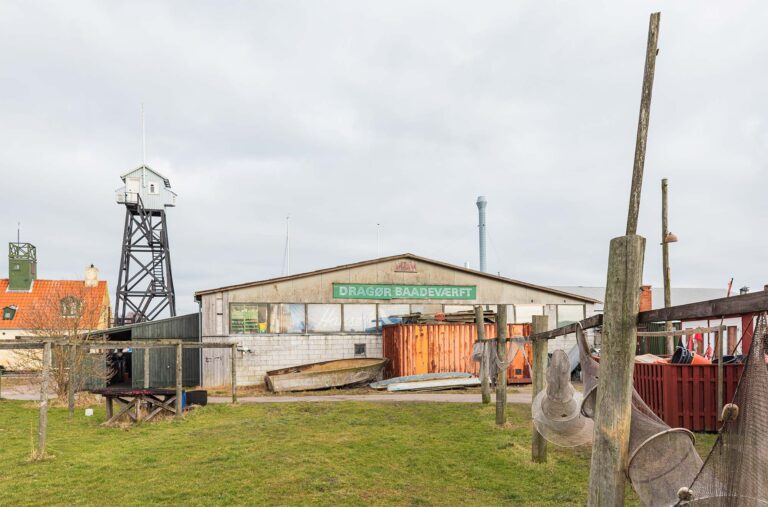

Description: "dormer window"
60 297 82 318
2 306 16 320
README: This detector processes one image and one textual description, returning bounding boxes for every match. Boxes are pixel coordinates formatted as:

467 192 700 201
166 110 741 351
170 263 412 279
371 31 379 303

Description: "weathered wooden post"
588 12 659 506
661 178 675 355
495 305 508 425
231 343 238 404
143 346 150 388
38 341 51 459
175 342 183 420
531 314 548 463
475 305 491 404
716 325 724 421
68 343 76 418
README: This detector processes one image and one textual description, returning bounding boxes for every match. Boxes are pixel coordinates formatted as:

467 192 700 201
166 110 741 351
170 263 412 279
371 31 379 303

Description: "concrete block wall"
202 334 383 387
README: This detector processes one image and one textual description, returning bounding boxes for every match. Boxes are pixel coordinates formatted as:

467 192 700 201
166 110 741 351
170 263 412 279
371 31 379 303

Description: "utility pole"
662 178 674 354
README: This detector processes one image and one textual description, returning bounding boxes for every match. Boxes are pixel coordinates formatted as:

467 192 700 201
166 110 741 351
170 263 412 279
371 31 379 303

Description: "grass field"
0 399 713 506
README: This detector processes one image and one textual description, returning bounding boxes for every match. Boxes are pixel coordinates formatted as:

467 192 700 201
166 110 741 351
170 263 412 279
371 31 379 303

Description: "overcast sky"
1 2 766 316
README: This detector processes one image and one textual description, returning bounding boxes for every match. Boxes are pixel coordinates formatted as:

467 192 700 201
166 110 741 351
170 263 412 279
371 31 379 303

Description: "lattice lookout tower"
114 165 177 325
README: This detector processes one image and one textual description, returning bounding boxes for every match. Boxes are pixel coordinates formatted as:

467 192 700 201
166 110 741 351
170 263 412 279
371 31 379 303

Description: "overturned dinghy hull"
386 377 480 392
370 372 472 390
265 358 388 393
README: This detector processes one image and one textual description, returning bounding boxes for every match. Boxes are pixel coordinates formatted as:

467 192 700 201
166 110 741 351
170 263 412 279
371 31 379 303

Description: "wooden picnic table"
91 388 180 425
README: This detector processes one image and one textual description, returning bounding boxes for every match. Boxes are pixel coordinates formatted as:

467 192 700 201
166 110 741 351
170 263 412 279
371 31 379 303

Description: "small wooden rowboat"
265 358 388 393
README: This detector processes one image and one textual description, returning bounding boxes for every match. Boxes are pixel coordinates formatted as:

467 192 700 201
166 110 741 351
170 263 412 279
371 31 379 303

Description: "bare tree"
13 285 113 398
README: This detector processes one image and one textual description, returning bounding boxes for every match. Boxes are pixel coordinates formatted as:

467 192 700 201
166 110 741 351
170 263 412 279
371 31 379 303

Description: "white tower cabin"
114 164 177 325
116 165 177 210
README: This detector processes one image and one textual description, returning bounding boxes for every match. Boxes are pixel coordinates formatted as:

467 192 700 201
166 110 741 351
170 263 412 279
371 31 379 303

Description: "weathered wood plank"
531 314 548 464
475 305 491 404
587 235 646 506
175 343 183 420
637 290 768 323
625 12 661 236
231 343 238 404
529 314 603 341
495 305 508 425
635 325 724 337
38 342 51 458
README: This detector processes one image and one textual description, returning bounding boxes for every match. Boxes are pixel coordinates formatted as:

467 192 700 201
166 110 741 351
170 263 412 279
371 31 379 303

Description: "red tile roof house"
0 242 111 369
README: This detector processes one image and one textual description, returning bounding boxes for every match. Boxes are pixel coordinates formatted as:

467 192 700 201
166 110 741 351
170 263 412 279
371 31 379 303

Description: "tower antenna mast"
141 103 146 166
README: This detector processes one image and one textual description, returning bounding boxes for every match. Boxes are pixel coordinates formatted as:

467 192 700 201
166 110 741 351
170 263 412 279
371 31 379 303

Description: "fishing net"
678 313 768 506
531 349 593 447
576 327 702 507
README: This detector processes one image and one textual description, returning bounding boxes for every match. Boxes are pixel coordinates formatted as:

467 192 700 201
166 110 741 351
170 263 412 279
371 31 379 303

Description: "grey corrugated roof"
194 253 601 304
550 286 728 310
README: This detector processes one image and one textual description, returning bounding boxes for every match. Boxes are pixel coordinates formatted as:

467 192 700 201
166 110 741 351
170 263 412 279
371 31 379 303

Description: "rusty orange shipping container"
382 323 532 384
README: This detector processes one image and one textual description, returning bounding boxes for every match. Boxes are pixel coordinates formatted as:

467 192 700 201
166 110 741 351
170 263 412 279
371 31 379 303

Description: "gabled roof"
194 253 601 303
120 165 172 188
0 279 109 330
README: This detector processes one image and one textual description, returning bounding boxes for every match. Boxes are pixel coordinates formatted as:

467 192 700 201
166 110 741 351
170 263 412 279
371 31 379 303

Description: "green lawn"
0 399 712 506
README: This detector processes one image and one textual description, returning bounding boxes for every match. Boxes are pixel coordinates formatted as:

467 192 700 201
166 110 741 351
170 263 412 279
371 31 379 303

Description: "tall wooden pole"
531 315 548 463
626 13 661 236
475 305 491 404
495 305 508 425
716 326 724 421
589 12 658 506
38 342 51 459
68 344 76 418
231 343 238 404
175 342 183 420
662 178 674 354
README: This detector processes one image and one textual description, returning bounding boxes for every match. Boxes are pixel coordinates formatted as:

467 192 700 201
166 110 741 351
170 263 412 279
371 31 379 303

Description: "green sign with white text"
333 283 477 300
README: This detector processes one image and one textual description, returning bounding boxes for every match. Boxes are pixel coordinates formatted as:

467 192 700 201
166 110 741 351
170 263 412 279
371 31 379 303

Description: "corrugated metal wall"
382 323 532 383
131 313 201 387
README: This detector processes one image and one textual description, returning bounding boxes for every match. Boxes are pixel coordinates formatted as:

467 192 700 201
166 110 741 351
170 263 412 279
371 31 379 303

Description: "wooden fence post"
495 305 508 425
531 315 548 463
717 326 724 421
68 344 76 418
143 347 150 388
231 343 238 404
475 305 491 404
175 342 183 420
38 342 51 459
587 235 646 506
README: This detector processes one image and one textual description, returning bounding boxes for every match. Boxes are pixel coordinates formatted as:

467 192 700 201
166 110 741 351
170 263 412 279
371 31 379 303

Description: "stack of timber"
398 310 496 325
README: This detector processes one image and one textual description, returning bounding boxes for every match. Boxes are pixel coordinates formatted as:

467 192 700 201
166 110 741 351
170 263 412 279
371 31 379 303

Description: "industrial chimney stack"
476 196 487 272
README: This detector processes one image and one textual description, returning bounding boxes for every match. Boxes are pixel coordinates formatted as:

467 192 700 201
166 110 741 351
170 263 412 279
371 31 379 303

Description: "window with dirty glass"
307 304 342 332
269 304 306 333
514 304 544 324
377 304 410 329
230 303 268 334
60 296 82 318
557 304 584 327
343 304 377 332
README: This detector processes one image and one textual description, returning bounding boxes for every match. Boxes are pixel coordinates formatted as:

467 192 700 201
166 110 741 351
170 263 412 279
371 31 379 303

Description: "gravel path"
209 392 533 404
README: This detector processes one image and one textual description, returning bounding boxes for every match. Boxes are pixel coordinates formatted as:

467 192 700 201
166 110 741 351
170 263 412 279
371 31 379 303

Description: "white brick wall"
202 333 383 387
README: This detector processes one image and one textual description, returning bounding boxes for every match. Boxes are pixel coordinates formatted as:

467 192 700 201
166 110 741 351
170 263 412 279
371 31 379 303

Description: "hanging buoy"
677 487 693 501
721 403 739 422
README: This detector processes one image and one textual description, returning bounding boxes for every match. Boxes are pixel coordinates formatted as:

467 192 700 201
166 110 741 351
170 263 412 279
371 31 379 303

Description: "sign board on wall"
333 283 477 300
394 261 417 273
